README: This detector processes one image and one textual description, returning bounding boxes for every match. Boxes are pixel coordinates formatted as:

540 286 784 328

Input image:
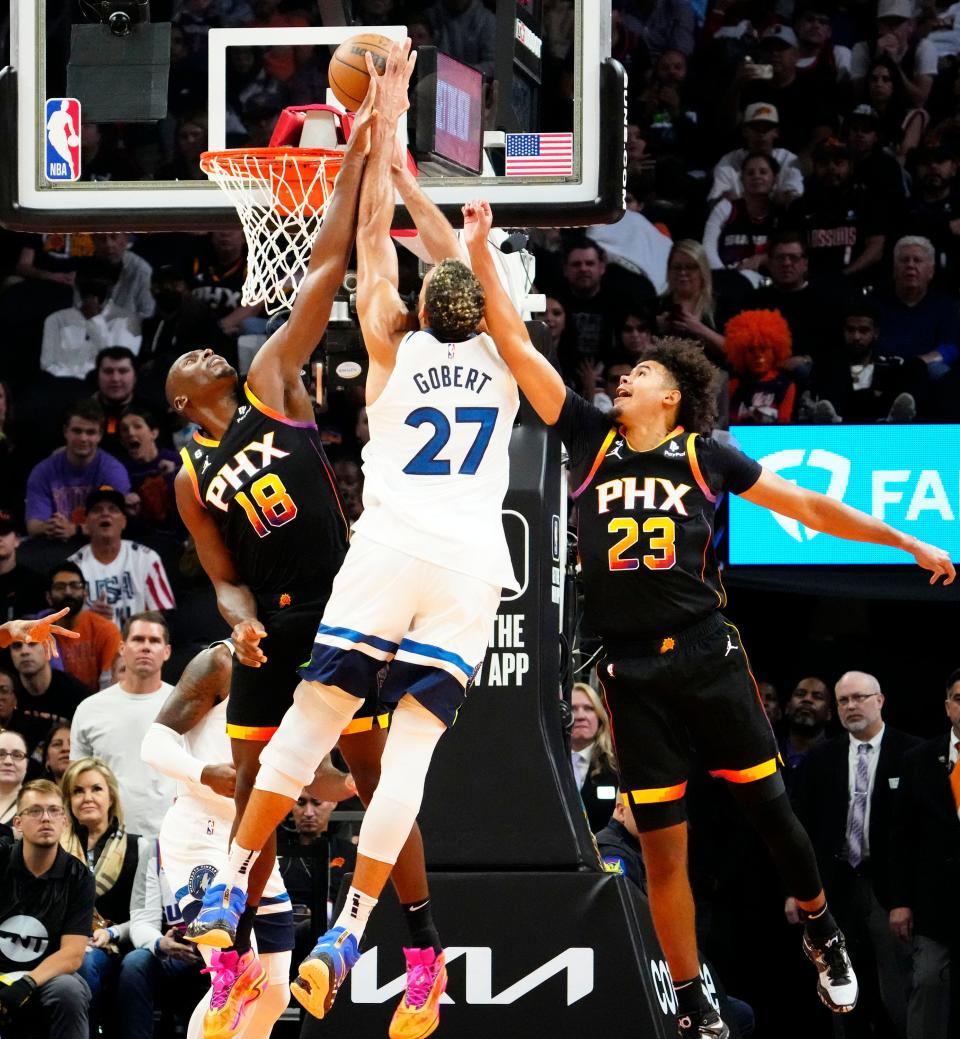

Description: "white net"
200 148 343 315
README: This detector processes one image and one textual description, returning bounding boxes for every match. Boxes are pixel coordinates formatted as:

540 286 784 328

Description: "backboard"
1 1 625 231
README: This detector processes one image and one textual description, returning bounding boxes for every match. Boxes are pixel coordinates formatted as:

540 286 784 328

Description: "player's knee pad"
257 681 363 799
356 696 446 864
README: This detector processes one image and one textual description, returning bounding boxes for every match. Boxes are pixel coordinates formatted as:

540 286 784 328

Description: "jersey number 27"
403 407 498 476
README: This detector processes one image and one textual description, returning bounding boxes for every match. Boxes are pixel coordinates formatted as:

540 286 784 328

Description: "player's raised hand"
909 538 956 585
232 618 268 667
346 66 379 158
0 608 80 659
365 37 416 125
462 199 493 250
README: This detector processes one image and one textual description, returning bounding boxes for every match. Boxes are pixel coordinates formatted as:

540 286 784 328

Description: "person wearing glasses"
45 561 122 694
790 671 920 1036
0 779 95 1039
0 729 30 829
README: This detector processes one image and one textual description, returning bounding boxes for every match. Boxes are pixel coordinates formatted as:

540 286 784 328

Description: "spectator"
617 0 696 60
542 296 572 358
118 407 182 536
779 675 833 775
9 639 88 749
69 612 174 838
791 672 919 1038
895 144 960 286
709 104 804 205
0 728 29 827
189 228 263 340
40 722 72 783
759 681 783 725
91 347 145 458
785 137 887 285
851 0 939 110
0 509 47 620
70 487 176 629
657 240 727 365
46 561 122 694
40 267 141 382
794 1 853 85
725 309 797 424
0 383 32 525
569 683 619 833
703 153 784 275
137 264 224 374
91 233 155 320
618 305 657 363
864 55 928 159
61 756 149 1038
845 104 907 207
0 779 94 1039
157 111 208 181
806 301 917 423
871 236 960 378
25 400 131 541
425 0 496 77
0 668 29 736
889 669 960 1039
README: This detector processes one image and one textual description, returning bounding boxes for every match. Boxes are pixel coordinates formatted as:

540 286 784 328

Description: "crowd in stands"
0 0 957 1037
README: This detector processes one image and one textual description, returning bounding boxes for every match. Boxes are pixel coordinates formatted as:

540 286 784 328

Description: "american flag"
505 133 574 176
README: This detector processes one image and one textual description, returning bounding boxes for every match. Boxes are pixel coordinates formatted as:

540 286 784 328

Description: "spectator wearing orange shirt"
45 562 120 692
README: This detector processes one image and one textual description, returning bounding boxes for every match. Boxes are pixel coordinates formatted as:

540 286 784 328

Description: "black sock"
799 902 838 945
232 904 258 955
401 898 442 954
674 976 710 1018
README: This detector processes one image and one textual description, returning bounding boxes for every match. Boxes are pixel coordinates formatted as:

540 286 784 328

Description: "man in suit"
889 670 960 1039
791 671 919 1037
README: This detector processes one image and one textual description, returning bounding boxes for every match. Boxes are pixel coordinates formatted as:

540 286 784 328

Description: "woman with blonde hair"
657 241 727 361
570 683 620 832
61 756 150 1037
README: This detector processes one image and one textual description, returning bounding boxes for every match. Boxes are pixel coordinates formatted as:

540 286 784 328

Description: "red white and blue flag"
45 98 81 182
505 133 574 176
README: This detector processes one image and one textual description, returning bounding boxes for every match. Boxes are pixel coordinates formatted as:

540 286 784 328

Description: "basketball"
328 33 393 111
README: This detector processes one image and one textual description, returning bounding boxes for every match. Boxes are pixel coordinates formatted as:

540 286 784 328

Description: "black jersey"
557 390 761 641
180 382 349 599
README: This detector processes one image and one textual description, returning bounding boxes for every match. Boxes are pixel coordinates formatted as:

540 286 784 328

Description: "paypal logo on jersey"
729 425 960 565
45 99 81 181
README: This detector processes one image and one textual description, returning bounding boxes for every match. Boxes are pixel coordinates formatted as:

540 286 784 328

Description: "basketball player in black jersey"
164 68 446 1038
462 199 954 1039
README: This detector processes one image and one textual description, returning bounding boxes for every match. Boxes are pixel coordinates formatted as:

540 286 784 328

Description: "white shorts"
159 796 293 954
298 534 501 725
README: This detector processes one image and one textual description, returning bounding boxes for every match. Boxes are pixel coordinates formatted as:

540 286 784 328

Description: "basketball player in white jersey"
187 39 519 1027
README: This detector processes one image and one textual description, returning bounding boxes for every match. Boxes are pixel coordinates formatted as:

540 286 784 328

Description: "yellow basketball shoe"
388 947 447 1039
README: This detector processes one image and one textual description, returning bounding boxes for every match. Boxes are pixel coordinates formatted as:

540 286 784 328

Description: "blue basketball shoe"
290 925 361 1019
185 883 247 948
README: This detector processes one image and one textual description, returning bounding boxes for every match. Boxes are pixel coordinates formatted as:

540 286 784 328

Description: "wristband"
153 936 163 956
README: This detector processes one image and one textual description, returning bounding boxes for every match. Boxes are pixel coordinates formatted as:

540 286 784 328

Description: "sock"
401 898 442 954
674 976 711 1018
232 904 258 955
334 886 378 942
224 842 260 892
800 902 838 945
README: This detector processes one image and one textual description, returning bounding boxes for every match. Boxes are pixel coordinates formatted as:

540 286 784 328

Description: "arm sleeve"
129 840 164 951
702 200 730 269
141 723 205 786
695 435 763 496
554 388 618 485
24 462 54 523
62 863 96 937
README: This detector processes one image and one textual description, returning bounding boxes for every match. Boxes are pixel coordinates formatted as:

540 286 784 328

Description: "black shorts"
597 612 782 831
226 593 388 741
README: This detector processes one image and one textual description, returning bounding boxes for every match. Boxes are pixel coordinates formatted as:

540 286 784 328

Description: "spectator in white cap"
710 103 805 204
851 0 938 108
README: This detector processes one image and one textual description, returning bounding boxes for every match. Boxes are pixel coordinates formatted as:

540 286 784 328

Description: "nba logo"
45 98 81 182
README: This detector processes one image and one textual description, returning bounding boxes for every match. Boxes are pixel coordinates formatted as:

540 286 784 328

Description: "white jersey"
354 329 520 591
70 539 176 628
177 695 233 816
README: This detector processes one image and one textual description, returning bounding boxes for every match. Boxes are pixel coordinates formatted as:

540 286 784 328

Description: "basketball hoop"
200 147 344 315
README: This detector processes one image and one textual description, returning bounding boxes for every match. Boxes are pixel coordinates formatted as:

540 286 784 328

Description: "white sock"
223 841 260 892
334 886 378 942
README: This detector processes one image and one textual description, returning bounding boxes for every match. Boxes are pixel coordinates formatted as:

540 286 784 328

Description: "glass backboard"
1 1 625 231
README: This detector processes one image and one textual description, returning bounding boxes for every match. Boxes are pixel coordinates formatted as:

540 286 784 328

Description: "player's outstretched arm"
356 41 417 372
248 74 379 396
393 144 463 264
740 469 956 584
463 199 565 425
174 470 268 667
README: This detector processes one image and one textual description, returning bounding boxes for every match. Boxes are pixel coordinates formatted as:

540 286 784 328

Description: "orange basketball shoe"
201 948 267 1039
388 947 447 1039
